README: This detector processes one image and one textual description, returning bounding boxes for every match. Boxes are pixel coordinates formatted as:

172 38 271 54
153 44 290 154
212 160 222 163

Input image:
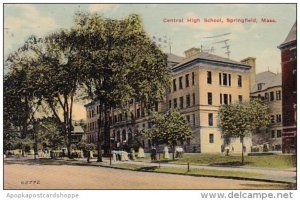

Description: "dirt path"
4 163 288 189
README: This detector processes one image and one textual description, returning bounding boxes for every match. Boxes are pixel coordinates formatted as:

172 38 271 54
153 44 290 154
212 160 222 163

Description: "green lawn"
138 153 296 169
111 164 261 178
155 167 262 178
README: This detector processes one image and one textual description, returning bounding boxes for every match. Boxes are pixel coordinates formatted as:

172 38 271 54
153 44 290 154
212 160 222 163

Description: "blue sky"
4 4 296 73
3 4 296 119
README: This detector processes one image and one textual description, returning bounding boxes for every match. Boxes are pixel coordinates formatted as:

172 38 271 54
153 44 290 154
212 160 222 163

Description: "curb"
59 160 296 185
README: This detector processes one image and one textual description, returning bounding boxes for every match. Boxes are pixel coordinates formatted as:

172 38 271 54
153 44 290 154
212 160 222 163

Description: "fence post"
187 162 190 172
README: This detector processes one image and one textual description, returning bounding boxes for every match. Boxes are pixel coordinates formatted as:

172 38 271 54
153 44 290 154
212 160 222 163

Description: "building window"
192 93 196 105
238 95 243 103
169 100 172 109
271 130 276 138
219 73 222 85
270 91 275 101
187 138 191 145
192 72 195 85
122 130 126 141
208 92 212 105
220 93 222 104
223 73 228 86
224 94 228 105
229 94 232 104
276 114 282 123
228 74 231 86
137 109 140 118
114 115 118 123
141 109 145 117
207 71 212 84
238 75 242 87
179 76 183 89
257 83 263 90
209 133 214 143
180 96 184 109
276 91 281 100
277 130 282 138
117 131 121 142
208 113 213 126
185 74 189 87
173 98 177 108
270 115 275 123
186 94 190 107
173 79 177 92
265 93 269 101
186 115 190 123
193 114 196 127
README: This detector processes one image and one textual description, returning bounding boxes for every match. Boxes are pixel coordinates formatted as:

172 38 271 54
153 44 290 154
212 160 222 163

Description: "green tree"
24 32 85 158
72 12 171 161
143 110 193 160
37 117 65 149
218 99 270 164
4 42 42 156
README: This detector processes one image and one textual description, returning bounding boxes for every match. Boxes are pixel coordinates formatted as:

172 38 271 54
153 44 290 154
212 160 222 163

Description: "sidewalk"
65 157 296 183
4 156 296 184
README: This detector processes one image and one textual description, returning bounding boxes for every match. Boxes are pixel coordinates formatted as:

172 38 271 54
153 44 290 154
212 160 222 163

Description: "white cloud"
89 4 119 12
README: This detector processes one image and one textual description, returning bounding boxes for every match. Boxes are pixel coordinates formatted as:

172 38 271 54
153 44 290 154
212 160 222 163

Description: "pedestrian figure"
130 148 136 160
151 147 157 161
163 146 169 159
137 146 145 158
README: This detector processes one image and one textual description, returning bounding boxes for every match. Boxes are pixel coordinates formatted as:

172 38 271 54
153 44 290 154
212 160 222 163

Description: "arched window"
117 131 121 142
122 129 127 142
128 128 133 142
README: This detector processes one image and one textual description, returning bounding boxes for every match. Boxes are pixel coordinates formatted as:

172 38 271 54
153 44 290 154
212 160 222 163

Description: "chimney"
240 57 256 91
184 47 200 58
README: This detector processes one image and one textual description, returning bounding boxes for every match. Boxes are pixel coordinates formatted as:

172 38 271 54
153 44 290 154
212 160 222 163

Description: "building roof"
172 51 250 70
167 53 184 63
251 71 282 93
279 22 296 48
72 125 84 134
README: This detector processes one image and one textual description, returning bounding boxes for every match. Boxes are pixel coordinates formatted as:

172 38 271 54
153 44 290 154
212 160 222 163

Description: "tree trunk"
241 136 244 165
172 146 175 161
66 141 71 158
103 103 110 156
97 103 103 162
34 130 38 159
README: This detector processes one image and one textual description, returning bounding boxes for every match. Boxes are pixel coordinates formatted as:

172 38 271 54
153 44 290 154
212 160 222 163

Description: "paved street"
4 162 290 189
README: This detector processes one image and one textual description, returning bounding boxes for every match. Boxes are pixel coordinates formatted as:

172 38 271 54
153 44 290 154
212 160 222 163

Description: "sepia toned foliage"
72 12 171 158
4 13 171 159
143 110 193 160
218 98 270 164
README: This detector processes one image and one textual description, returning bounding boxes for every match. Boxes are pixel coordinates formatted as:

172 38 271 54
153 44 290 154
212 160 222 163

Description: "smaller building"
70 125 85 144
278 22 297 153
250 71 282 151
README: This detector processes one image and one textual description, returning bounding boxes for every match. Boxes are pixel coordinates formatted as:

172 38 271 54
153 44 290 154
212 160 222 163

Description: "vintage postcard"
2 3 297 195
